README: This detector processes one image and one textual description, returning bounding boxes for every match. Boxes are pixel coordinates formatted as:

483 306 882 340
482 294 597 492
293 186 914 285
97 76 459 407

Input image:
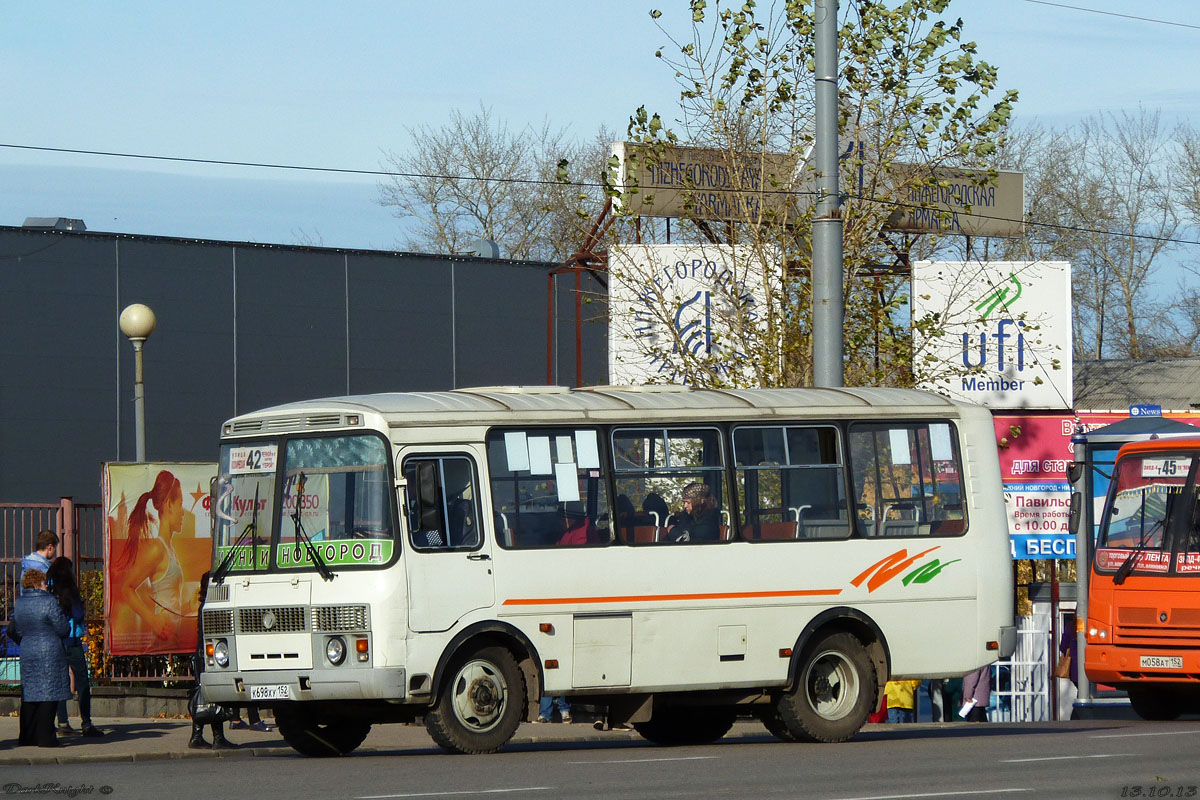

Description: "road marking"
1001 753 1134 763
358 789 552 798
567 755 718 764
1093 729 1200 739
829 790 1031 800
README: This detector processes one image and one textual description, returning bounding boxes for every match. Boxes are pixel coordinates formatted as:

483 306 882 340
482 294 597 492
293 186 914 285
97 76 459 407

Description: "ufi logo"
961 272 1028 386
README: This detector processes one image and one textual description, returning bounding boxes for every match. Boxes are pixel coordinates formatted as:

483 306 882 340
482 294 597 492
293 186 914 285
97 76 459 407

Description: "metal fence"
988 613 1052 722
1 500 191 685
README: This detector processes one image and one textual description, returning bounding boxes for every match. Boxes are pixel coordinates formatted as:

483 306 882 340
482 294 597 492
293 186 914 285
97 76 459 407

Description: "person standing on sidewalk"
189 571 235 750
960 665 992 722
10 569 71 747
20 530 58 596
47 557 104 738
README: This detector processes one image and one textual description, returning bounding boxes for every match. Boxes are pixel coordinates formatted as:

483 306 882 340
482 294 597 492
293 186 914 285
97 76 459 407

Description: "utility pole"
812 0 844 388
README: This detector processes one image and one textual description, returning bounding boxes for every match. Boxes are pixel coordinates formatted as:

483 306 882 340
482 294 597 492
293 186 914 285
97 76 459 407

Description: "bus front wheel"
775 631 875 743
425 645 525 754
274 706 372 757
1128 686 1184 721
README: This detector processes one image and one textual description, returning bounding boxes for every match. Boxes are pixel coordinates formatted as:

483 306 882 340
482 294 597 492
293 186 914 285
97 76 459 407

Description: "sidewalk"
0 717 775 765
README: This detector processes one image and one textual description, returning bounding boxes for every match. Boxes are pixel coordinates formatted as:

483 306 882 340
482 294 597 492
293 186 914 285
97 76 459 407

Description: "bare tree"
378 105 610 261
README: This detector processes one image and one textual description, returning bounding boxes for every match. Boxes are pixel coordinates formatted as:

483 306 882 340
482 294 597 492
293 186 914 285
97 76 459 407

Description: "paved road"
4 717 1200 799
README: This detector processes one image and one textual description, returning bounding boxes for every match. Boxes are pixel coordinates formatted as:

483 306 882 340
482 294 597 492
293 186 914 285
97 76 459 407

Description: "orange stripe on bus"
502 589 842 606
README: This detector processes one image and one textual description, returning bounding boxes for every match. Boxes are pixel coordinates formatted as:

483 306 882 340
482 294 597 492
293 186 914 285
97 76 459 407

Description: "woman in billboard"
111 469 190 650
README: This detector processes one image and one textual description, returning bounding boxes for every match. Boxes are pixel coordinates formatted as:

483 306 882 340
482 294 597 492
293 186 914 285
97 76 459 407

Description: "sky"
1 0 1196 251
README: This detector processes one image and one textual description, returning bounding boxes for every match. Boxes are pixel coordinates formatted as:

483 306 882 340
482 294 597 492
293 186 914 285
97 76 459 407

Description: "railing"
988 613 1052 722
2 500 192 686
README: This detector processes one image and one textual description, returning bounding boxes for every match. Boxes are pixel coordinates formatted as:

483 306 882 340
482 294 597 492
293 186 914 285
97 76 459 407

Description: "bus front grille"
312 605 369 632
238 606 307 633
202 609 234 636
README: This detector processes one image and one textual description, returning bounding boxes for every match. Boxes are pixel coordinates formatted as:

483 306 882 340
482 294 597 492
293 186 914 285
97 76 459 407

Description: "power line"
2 141 1198 248
1020 0 1200 30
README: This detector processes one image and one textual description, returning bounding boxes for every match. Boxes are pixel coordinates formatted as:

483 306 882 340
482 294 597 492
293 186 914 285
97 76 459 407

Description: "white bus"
200 385 1014 755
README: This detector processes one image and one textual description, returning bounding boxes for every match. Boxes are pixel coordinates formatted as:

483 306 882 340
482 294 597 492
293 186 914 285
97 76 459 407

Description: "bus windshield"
1095 450 1200 575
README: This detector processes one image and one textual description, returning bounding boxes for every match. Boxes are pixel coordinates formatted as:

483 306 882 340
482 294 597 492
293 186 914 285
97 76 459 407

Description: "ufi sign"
608 244 779 385
912 261 1072 410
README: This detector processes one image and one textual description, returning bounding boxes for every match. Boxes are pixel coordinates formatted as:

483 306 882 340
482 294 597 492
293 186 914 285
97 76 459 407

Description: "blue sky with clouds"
1 0 1195 250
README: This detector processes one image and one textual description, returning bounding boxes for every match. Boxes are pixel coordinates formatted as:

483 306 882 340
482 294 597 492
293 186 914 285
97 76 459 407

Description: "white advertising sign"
912 260 1073 410
608 244 780 385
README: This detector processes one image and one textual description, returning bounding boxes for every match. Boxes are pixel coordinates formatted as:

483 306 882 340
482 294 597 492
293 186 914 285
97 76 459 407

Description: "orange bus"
1086 437 1200 720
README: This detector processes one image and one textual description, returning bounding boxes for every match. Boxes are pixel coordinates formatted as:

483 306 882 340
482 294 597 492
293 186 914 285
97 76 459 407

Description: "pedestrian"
229 706 271 732
922 678 946 722
20 530 58 596
885 679 921 723
46 557 104 738
10 568 71 747
536 695 572 723
188 571 235 750
960 665 992 722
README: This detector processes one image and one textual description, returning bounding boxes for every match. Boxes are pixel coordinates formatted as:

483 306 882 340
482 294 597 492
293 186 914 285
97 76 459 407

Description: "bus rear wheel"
633 707 737 746
1128 686 1184 721
424 645 525 754
775 631 875 743
275 706 372 757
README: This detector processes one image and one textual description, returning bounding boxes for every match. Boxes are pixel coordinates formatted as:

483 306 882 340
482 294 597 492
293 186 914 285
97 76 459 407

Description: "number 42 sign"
229 445 278 474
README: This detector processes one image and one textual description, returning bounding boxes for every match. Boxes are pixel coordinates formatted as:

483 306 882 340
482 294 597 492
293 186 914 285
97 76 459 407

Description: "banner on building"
608 244 780 385
103 462 216 656
913 260 1073 410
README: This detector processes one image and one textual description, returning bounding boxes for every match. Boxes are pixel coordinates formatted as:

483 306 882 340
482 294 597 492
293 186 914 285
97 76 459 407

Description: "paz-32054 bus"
199 385 1015 755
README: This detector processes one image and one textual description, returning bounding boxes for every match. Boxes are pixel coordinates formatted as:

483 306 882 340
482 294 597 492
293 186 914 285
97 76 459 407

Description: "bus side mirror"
1067 463 1084 484
1068 492 1081 535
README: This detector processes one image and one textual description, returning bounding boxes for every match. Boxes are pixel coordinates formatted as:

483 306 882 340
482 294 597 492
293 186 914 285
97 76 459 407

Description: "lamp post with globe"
119 303 156 462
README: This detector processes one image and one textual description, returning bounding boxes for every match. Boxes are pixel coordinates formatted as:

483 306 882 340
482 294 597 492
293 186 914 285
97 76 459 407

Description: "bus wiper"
1114 507 1157 586
292 472 335 582
214 483 260 585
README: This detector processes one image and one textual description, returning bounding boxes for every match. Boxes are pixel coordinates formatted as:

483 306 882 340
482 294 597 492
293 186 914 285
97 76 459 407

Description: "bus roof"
1116 436 1200 458
222 385 979 434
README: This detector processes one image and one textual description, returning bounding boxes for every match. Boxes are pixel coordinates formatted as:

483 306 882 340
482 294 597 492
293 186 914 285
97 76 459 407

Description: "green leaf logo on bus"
851 547 959 592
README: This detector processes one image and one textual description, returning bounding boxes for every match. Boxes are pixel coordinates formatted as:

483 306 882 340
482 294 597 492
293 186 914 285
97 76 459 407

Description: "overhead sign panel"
884 167 1025 238
611 142 799 223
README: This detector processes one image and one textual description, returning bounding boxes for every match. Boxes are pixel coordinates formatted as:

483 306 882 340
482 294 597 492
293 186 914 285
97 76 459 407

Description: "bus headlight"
213 639 230 668
326 636 346 666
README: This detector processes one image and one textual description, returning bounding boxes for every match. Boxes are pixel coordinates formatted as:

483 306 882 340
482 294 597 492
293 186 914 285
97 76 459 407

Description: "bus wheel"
758 706 799 742
776 631 875 743
275 707 372 757
633 707 736 746
1128 687 1183 721
424 645 525 754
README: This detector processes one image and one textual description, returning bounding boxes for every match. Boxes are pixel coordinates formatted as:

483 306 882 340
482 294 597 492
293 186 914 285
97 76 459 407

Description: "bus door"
401 451 495 632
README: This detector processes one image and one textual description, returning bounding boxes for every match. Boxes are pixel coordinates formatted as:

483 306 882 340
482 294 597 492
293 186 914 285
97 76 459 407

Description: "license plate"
1140 655 1184 670
249 684 293 701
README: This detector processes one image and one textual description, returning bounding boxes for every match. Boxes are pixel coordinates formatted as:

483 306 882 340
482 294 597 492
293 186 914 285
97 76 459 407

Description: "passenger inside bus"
667 482 721 542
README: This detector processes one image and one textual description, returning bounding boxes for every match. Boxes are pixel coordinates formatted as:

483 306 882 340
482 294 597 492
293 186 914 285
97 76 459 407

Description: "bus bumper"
201 666 407 703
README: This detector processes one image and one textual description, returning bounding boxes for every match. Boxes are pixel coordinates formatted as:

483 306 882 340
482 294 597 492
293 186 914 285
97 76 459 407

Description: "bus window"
848 422 966 537
611 427 728 544
486 428 612 548
277 434 396 568
402 455 482 552
734 425 849 541
1094 452 1196 574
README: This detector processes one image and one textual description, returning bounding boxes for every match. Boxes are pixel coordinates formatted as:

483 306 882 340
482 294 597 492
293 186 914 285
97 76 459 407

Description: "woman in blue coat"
10 568 71 747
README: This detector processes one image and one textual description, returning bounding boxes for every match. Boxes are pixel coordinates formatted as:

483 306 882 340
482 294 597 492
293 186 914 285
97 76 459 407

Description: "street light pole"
119 303 156 462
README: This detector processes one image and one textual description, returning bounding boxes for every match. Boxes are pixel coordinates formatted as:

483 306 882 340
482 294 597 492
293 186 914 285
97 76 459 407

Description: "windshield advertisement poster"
912 260 1072 410
994 413 1200 559
102 462 217 655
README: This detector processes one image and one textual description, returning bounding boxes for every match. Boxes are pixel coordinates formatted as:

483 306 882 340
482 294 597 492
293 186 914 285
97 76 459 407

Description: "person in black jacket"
189 571 235 750
668 482 721 542
47 557 104 737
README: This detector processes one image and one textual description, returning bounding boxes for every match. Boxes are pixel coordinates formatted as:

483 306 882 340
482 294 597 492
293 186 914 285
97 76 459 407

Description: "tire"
775 631 875 743
274 705 372 757
758 706 799 742
1128 686 1184 721
424 645 526 754
633 707 737 746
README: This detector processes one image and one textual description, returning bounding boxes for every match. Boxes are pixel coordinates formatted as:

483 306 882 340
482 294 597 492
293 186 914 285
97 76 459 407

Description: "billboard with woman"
103 463 216 655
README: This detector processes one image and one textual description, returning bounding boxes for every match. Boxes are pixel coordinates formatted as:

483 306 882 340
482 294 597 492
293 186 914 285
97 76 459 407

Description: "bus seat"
744 521 799 540
880 520 920 537
494 512 513 548
798 520 850 539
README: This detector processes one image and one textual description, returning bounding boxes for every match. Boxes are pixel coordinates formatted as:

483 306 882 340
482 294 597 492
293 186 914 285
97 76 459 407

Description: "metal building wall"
0 227 607 504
